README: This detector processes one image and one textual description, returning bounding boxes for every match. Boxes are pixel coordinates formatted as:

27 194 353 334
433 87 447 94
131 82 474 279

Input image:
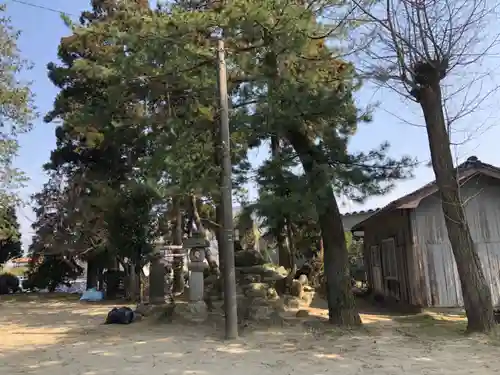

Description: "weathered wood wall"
362 209 414 304
411 175 500 307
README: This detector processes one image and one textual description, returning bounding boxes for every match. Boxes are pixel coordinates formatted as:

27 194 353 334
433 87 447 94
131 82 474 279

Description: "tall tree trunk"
86 258 98 290
286 215 296 271
126 262 139 302
130 249 142 302
106 257 120 299
419 82 494 333
135 260 143 303
97 267 104 291
189 194 205 233
275 227 290 268
172 196 185 294
213 112 225 270
286 128 361 326
271 135 292 269
185 214 194 238
266 46 291 269
189 194 219 274
149 253 166 304
150 213 167 303
215 201 225 270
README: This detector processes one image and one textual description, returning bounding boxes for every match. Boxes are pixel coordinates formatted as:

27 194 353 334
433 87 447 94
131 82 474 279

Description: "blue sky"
5 0 500 250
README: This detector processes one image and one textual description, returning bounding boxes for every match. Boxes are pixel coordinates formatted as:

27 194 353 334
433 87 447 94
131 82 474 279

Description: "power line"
8 0 500 60
17 207 34 224
9 0 500 83
9 0 77 16
6 0 500 56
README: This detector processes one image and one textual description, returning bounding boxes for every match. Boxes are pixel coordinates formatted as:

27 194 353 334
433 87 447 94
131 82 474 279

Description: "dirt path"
1 296 499 375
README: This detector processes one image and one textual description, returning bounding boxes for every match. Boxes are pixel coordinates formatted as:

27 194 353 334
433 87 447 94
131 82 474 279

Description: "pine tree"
222 0 414 324
35 0 414 321
0 4 35 207
0 206 21 265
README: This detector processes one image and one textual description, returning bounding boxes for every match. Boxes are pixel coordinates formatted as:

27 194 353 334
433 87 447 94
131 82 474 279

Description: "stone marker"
183 233 209 322
149 241 184 305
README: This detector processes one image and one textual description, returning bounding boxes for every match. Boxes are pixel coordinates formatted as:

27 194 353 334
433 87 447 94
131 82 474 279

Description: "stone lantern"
183 233 209 303
182 233 210 321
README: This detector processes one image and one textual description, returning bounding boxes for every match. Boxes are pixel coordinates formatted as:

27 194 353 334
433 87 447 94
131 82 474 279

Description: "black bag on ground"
105 306 135 324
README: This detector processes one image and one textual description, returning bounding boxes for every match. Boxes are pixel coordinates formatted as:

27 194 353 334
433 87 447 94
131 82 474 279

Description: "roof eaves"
351 157 500 231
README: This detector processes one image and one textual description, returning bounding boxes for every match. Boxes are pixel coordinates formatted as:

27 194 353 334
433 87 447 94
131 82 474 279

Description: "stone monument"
149 250 166 305
149 239 184 305
182 233 210 322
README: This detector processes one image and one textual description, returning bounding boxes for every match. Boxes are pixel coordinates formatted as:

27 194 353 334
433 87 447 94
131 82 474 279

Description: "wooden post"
216 35 238 339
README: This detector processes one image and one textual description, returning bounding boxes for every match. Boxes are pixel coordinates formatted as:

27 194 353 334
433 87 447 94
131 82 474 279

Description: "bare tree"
350 0 499 332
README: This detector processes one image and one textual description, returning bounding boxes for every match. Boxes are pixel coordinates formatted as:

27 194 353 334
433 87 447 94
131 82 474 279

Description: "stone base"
178 300 208 323
188 271 205 302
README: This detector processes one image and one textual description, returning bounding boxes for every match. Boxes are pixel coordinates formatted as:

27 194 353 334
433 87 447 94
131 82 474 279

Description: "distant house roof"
343 208 381 216
352 156 500 231
10 257 30 264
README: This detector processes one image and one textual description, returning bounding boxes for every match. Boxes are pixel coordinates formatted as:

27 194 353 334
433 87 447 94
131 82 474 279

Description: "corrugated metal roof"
342 208 381 216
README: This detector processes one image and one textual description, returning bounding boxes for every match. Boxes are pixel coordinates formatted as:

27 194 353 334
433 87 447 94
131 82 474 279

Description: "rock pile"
203 249 317 324
234 248 267 268
236 264 288 322
138 249 318 327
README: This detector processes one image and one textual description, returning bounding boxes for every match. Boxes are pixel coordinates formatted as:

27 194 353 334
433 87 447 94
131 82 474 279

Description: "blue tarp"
80 288 104 301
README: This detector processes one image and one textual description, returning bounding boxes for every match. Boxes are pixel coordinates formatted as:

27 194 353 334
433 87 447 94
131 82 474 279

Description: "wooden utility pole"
216 36 238 339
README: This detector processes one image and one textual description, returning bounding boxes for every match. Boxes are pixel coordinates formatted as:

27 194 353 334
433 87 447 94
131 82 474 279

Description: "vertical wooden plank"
438 245 449 306
442 244 459 306
492 244 500 306
432 244 447 307
395 245 404 301
370 245 384 294
409 209 429 307
478 244 492 294
485 243 500 306
363 239 373 290
406 245 416 305
419 243 432 306
450 248 463 306
427 243 461 307
447 243 461 306
426 244 439 306
402 209 416 305
373 267 383 294
415 245 428 306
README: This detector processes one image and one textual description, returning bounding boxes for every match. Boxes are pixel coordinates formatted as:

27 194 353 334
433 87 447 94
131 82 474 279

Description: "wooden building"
352 156 500 308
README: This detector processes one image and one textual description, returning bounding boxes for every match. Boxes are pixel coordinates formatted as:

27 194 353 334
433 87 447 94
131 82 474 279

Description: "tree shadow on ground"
307 292 477 338
391 312 469 337
1 294 384 375
1 294 500 375
0 293 131 331
309 293 416 322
